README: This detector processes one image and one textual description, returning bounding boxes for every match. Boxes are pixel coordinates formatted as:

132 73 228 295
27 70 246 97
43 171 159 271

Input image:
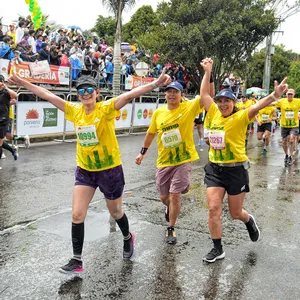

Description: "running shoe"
261 148 267 154
165 206 169 222
287 156 293 166
1 152 6 159
123 233 135 260
24 135 30 149
165 227 177 244
12 147 18 161
59 259 84 274
246 214 260 242
203 247 225 263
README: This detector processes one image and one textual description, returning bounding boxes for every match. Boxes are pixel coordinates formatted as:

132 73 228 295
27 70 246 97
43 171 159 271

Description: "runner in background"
274 89 300 166
0 75 18 161
255 105 277 154
194 111 205 148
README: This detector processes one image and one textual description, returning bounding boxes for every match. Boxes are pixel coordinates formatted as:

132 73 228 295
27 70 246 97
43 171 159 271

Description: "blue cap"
215 90 236 100
165 81 183 92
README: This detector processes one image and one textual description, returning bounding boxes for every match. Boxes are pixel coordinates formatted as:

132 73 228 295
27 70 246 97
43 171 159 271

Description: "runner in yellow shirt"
8 69 171 273
236 94 256 148
275 89 300 166
200 57 287 263
135 80 214 244
255 106 277 153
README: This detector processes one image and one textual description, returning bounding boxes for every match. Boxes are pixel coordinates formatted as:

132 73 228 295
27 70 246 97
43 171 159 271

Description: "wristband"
151 82 158 89
140 147 148 155
209 72 214 83
270 92 279 102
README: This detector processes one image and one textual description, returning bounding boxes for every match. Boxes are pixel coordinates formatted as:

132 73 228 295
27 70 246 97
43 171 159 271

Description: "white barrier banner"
115 103 132 129
133 103 157 127
17 102 65 136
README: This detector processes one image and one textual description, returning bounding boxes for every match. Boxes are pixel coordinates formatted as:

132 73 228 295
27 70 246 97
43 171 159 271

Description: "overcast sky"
1 0 299 53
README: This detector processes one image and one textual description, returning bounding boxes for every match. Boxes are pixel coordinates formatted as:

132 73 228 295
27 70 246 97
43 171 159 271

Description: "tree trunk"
113 1 122 97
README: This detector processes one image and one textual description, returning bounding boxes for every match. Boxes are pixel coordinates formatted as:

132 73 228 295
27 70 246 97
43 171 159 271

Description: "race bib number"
161 128 182 148
261 114 269 121
285 111 294 119
209 130 226 150
76 125 99 147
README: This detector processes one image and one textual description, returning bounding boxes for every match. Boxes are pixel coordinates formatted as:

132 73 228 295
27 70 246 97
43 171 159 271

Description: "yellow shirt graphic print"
148 96 202 168
206 103 253 163
65 99 122 171
276 98 300 128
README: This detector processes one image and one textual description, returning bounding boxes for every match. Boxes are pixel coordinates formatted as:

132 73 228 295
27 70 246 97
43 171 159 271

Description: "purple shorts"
156 162 192 196
75 165 125 200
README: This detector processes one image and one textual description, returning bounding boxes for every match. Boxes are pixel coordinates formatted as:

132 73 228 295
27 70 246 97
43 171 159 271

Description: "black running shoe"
165 206 169 222
203 247 225 263
123 233 135 260
165 227 177 244
246 214 260 242
12 147 18 161
59 259 84 274
287 156 293 166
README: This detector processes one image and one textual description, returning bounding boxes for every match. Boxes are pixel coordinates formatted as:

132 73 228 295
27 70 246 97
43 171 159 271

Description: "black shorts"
257 123 272 133
0 123 9 139
194 113 205 125
204 162 250 195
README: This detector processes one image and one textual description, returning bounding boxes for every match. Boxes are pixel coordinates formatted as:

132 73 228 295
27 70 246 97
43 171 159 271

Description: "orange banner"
14 62 70 85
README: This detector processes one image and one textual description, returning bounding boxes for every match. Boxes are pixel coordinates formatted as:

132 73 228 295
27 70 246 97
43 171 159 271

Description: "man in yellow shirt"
255 106 277 153
275 89 300 166
135 81 213 244
9 70 171 274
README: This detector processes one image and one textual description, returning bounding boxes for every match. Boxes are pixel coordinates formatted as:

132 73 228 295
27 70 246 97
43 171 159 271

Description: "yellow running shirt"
147 96 202 168
275 98 300 128
65 99 122 171
257 106 275 124
206 103 254 163
236 99 255 110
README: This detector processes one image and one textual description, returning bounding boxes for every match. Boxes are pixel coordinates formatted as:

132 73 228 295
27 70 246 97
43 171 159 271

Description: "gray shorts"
156 162 192 195
281 127 299 139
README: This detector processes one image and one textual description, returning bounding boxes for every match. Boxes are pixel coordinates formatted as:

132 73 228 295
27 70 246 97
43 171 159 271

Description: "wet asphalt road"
0 129 300 300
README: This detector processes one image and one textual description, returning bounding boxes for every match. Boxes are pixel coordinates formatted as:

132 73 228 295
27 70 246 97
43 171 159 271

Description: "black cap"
75 76 97 89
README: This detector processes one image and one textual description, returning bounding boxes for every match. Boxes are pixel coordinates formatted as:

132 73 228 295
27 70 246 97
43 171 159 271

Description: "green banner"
43 108 58 127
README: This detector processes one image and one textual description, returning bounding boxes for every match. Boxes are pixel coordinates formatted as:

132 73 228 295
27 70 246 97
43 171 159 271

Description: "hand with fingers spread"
155 68 172 87
274 77 288 98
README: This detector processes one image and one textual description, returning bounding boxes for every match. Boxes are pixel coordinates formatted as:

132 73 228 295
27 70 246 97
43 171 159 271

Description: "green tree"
92 15 116 46
245 45 300 90
288 60 300 96
122 5 160 43
142 0 279 90
102 0 136 96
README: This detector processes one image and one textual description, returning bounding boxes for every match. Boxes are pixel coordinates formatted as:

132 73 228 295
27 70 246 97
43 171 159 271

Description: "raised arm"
8 75 66 112
248 78 288 120
114 68 172 111
200 58 214 112
135 133 156 165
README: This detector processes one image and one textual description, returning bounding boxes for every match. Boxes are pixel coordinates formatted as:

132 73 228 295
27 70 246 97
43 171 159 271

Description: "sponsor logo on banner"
43 108 58 127
149 109 153 118
122 109 128 120
143 109 148 119
137 109 143 119
24 109 41 127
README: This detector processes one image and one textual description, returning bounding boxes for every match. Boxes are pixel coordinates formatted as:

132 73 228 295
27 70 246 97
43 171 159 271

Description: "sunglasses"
77 87 95 96
287 93 293 95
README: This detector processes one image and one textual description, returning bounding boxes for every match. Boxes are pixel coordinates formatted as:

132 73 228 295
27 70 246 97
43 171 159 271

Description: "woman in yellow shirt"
200 58 287 263
8 70 171 274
